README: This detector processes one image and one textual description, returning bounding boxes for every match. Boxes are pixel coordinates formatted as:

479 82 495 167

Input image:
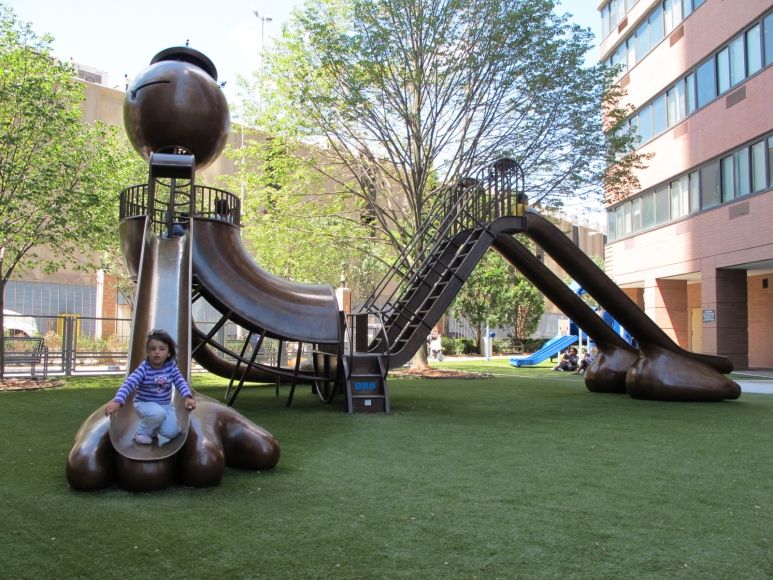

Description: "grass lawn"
1 362 771 579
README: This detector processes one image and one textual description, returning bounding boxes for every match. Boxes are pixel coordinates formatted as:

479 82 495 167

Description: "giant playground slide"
521 212 733 374
67 45 742 494
67 216 282 491
119 214 341 384
124 207 737 403
363 207 739 401
109 217 193 461
191 219 340 344
490 214 739 399
68 178 740 493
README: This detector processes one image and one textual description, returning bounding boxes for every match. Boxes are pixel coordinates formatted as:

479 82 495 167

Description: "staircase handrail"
361 158 523 316
347 309 393 376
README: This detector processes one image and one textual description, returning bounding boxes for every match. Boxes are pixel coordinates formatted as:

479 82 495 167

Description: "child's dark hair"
147 329 177 361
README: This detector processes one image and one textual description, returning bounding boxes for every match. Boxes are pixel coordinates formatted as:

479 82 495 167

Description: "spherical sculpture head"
123 47 230 169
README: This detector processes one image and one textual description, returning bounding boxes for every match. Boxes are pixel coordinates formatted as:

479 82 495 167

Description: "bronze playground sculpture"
67 43 740 492
66 48 279 491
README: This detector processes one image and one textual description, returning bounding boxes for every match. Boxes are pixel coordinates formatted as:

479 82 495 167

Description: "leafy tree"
260 0 641 225
506 277 545 342
449 253 511 351
221 130 391 298
0 5 145 374
450 246 544 352
244 0 643 367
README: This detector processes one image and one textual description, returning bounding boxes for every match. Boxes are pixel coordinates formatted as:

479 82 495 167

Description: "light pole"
253 10 272 111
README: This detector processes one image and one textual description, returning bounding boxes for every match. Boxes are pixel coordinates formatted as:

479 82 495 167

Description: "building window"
729 35 746 87
649 4 665 47
634 21 649 62
747 24 763 75
622 10 773 152
606 98 773 241
670 175 689 219
654 186 669 224
667 80 687 126
641 191 655 228
601 3 610 38
611 42 628 72
604 0 703 73
688 171 700 212
700 161 721 209
631 197 642 231
601 0 641 40
765 13 773 66
696 58 716 108
736 148 751 197
651 94 667 135
751 141 766 192
716 46 731 94
638 106 652 144
721 155 735 201
664 0 683 35
685 72 697 114
623 200 633 234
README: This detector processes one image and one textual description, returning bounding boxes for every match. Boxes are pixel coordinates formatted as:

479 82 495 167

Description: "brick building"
599 0 773 368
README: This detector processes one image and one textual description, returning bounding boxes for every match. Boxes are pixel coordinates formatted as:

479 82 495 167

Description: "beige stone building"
9 71 607 344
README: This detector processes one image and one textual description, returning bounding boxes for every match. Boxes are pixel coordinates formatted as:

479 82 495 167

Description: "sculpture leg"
584 344 639 394
626 343 741 401
66 409 115 491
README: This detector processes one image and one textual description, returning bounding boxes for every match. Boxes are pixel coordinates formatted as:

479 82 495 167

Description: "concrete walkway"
437 356 773 395
734 369 773 394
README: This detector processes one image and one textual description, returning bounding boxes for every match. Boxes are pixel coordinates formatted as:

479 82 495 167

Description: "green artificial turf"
1 368 771 579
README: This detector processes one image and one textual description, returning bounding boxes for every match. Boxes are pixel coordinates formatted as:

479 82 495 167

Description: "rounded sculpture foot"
626 343 741 401
66 393 279 491
65 409 115 491
584 344 639 394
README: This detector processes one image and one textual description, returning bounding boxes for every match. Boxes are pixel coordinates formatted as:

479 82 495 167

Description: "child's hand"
105 401 121 416
184 397 197 411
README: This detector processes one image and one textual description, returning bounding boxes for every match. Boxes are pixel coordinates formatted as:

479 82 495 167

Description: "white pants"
132 401 180 439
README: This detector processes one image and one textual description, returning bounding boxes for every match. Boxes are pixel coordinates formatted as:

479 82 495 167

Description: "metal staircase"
343 158 526 412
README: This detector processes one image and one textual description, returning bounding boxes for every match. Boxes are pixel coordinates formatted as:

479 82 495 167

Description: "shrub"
443 337 477 355
522 338 547 353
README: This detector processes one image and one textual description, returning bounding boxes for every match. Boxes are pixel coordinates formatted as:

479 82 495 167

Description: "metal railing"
2 315 131 377
360 158 525 321
120 182 241 235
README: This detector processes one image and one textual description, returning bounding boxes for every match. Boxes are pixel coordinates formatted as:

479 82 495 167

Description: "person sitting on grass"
553 347 579 372
573 350 593 374
105 329 196 445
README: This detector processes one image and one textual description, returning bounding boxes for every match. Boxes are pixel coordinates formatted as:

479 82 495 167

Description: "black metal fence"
2 312 306 378
2 314 131 377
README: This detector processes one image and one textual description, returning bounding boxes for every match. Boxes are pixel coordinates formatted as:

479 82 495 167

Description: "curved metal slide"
190 219 340 344
109 217 193 460
120 215 341 384
67 216 284 489
490 214 739 400
118 208 737 403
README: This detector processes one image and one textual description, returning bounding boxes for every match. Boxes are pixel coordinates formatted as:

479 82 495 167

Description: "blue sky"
5 0 600 102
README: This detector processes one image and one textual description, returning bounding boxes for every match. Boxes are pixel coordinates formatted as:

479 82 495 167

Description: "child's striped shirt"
113 359 192 405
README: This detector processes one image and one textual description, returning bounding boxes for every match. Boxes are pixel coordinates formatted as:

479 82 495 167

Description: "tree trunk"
410 343 429 370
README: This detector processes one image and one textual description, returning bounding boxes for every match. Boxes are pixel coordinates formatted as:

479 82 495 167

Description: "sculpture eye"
130 80 171 100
